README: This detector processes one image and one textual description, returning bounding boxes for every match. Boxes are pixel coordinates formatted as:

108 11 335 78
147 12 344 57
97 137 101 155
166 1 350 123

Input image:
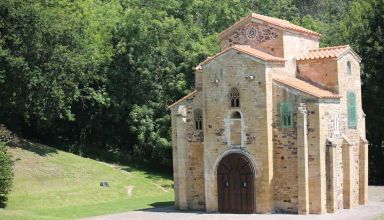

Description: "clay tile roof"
168 90 197 109
199 45 285 68
273 76 340 99
298 45 361 61
219 13 320 39
250 13 320 36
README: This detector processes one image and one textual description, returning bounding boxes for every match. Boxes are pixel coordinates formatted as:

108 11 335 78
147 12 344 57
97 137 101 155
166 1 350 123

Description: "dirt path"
81 186 384 220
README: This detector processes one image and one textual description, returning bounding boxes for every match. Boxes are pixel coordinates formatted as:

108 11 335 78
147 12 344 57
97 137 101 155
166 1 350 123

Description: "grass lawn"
0 141 174 219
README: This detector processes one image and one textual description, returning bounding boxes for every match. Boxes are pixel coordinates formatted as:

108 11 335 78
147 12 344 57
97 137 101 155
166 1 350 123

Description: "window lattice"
229 88 240 107
280 102 293 128
194 109 203 130
347 92 357 128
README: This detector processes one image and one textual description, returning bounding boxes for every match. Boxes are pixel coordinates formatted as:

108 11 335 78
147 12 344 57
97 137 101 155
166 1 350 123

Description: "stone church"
169 13 368 214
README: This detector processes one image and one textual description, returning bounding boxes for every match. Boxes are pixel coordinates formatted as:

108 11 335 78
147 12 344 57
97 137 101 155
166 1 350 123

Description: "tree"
0 144 13 207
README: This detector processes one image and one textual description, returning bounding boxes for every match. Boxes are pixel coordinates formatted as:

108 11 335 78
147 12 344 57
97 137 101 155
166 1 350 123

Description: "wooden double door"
217 153 255 213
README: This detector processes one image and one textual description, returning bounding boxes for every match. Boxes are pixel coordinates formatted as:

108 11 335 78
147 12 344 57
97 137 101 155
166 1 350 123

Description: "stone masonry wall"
202 49 275 213
319 102 343 212
337 53 364 207
185 92 206 210
297 59 339 93
283 32 319 76
272 81 328 213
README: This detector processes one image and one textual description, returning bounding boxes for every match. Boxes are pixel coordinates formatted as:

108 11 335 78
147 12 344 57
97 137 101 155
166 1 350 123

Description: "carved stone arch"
213 149 260 179
212 149 259 213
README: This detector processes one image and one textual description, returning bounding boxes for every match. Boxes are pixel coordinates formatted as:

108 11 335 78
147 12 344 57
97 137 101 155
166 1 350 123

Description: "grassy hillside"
0 137 173 219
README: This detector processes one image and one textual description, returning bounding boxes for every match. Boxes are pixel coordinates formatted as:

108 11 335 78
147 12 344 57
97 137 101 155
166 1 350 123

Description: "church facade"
169 13 368 214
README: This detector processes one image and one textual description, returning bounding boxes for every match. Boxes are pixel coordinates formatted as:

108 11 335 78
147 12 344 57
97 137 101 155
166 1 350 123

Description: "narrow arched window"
280 102 293 128
347 92 357 128
229 88 240 107
231 111 241 119
194 109 203 130
347 61 352 75
230 111 242 145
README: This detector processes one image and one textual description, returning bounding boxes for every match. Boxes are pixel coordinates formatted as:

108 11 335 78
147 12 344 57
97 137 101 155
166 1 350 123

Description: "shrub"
0 144 13 208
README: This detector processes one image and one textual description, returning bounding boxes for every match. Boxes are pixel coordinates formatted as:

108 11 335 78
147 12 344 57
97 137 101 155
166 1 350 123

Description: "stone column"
359 137 368 205
326 140 337 213
175 105 189 210
342 137 353 209
297 103 309 214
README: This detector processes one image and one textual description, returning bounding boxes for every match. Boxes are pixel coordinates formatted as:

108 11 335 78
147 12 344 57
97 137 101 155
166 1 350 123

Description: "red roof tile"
273 76 340 99
298 45 362 61
219 13 320 39
168 90 197 109
198 45 285 69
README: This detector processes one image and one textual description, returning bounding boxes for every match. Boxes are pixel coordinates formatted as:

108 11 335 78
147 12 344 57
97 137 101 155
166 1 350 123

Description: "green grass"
0 140 174 219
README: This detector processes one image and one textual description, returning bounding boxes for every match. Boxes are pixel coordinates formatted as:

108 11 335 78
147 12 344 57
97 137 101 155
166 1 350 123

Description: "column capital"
298 103 307 115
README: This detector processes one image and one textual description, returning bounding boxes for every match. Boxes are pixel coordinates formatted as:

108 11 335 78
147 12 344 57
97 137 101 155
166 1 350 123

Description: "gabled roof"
168 90 197 109
196 45 285 69
273 76 340 99
297 45 362 62
219 13 320 40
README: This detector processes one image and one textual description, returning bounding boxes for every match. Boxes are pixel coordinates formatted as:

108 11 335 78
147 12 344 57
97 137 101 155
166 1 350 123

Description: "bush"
0 144 13 208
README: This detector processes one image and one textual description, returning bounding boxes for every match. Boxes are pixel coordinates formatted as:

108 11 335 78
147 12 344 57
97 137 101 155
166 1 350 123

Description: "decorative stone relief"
246 27 258 39
257 26 279 43
226 24 279 46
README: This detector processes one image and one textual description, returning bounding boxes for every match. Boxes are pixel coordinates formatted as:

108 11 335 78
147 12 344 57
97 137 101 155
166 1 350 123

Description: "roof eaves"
219 15 252 39
272 77 340 99
219 13 321 40
200 46 285 69
168 90 197 109
337 47 362 63
298 45 362 63
233 45 286 63
250 14 321 37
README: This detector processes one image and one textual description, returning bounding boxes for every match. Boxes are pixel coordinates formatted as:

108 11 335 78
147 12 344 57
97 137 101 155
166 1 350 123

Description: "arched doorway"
217 153 255 213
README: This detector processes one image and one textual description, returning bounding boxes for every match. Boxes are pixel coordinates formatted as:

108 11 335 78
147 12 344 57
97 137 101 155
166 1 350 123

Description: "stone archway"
217 153 255 213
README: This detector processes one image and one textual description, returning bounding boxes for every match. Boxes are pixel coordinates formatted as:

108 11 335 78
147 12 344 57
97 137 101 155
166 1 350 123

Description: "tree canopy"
0 0 383 182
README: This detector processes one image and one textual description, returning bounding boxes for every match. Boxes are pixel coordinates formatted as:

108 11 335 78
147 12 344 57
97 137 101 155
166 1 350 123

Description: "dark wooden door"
217 153 255 213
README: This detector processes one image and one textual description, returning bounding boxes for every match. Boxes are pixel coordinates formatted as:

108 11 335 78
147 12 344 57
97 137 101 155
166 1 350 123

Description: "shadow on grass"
120 166 135 173
149 201 174 208
8 138 58 156
139 201 209 214
137 201 178 213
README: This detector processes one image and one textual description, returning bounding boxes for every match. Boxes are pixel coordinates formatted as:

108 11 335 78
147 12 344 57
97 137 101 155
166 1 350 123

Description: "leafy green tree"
0 0 120 153
0 144 13 207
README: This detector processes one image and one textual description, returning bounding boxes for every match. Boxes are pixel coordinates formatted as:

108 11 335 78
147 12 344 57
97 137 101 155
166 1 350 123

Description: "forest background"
1 0 383 184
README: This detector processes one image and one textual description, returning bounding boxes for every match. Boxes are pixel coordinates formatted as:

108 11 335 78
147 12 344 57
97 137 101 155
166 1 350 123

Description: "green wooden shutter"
347 92 357 128
280 102 293 128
